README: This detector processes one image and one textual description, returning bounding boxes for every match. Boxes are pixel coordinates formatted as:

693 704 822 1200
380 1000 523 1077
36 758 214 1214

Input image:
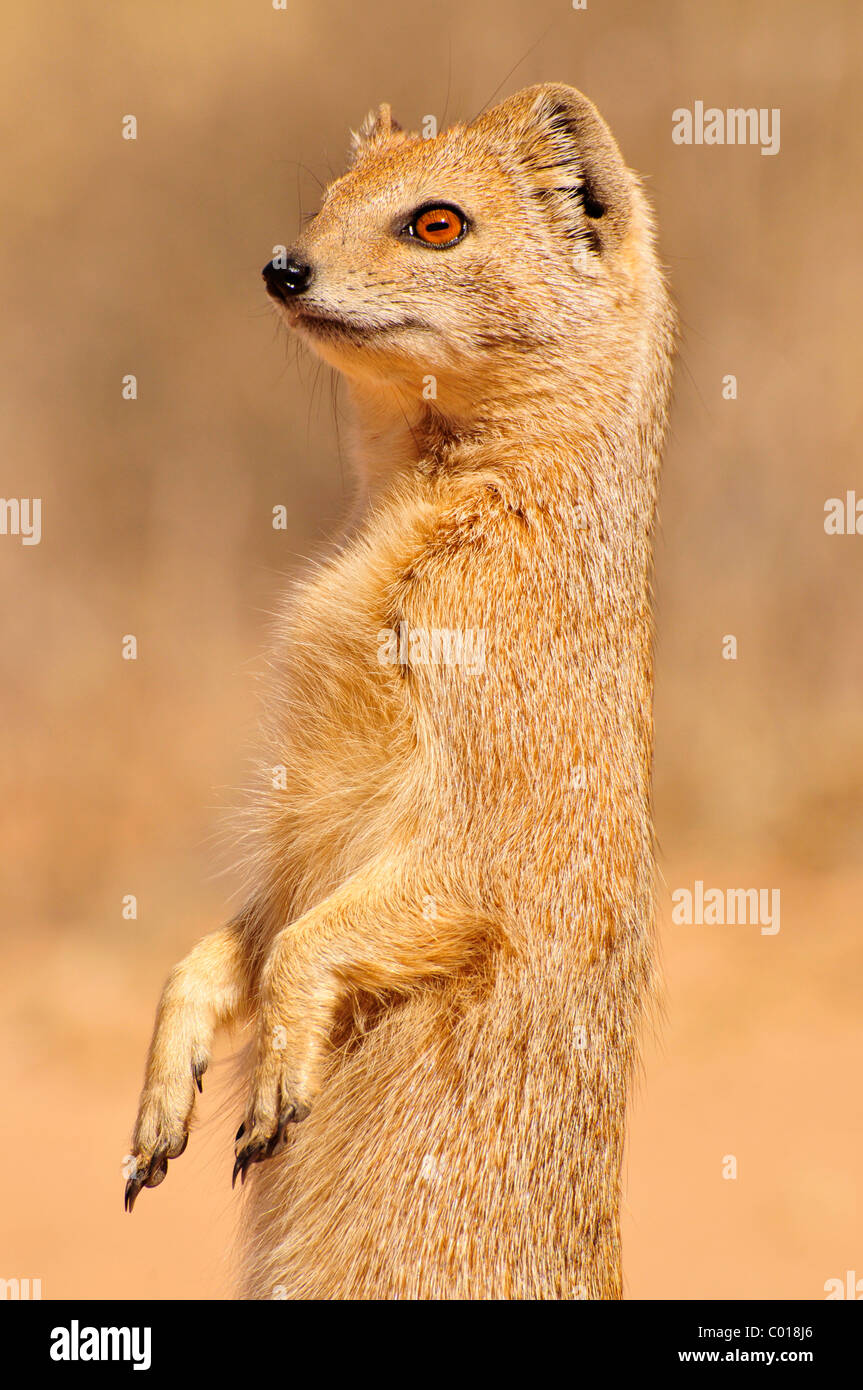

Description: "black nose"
262 256 313 300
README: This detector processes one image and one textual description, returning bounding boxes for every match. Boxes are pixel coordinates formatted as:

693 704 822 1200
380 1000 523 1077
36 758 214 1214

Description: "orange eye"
410 205 466 247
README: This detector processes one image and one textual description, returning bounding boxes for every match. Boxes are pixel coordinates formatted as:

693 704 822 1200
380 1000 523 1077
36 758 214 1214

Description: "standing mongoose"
126 82 676 1299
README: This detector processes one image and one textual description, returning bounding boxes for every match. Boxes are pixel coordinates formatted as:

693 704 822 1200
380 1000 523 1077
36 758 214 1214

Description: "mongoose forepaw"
232 1101 311 1187
124 1132 188 1213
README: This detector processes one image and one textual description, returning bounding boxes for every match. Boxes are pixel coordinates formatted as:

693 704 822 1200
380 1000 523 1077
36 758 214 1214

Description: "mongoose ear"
350 102 403 160
476 83 633 254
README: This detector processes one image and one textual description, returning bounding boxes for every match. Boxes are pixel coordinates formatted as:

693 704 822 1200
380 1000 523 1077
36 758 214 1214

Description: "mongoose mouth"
262 261 425 342
288 304 425 343
290 306 369 338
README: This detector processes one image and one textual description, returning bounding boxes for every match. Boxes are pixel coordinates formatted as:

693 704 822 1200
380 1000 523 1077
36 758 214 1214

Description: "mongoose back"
127 82 676 1299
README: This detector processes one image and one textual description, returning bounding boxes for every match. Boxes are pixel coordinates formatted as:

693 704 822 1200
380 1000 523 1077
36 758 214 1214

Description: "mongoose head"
264 83 665 424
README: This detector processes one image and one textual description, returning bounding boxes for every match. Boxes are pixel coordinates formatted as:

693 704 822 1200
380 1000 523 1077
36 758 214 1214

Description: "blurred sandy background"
1 0 860 1299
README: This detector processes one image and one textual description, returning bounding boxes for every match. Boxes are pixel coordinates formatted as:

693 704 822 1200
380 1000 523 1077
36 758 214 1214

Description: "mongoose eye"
407 205 467 248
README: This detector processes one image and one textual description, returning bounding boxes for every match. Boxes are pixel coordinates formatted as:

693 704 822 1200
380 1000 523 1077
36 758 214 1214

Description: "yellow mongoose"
126 82 675 1299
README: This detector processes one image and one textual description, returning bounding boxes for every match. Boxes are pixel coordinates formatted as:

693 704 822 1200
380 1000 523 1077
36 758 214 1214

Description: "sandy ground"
1 861 859 1300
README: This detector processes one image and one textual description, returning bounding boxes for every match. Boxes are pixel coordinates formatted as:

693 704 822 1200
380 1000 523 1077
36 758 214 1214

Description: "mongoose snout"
262 255 313 300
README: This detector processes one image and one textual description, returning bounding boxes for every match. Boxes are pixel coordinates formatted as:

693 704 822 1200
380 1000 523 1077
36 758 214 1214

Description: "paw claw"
124 1130 190 1211
232 1142 268 1188
144 1150 168 1188
124 1175 143 1213
231 1098 311 1188
124 1156 164 1212
192 1060 207 1094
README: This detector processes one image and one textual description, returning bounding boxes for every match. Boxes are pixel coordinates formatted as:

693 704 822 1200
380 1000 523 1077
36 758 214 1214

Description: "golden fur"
127 82 676 1299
